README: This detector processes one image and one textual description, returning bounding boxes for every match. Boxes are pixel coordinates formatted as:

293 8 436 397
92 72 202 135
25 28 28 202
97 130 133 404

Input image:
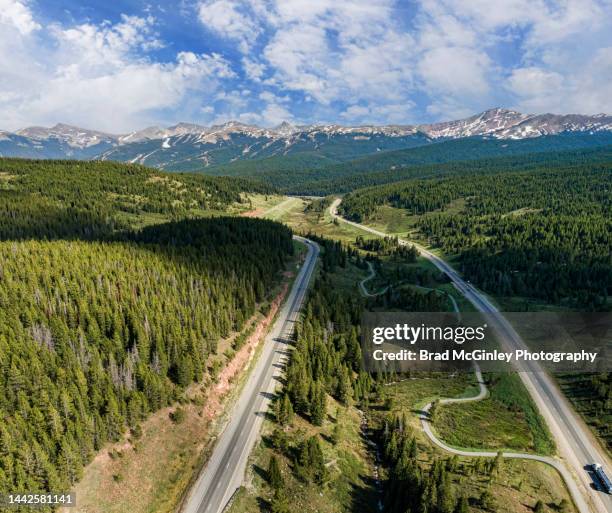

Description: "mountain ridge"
7 108 612 145
1 108 611 169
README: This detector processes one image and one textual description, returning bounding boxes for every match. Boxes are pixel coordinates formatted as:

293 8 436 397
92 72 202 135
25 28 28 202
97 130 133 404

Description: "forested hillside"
0 159 293 508
0 158 272 239
299 144 612 196
341 164 612 308
208 135 612 194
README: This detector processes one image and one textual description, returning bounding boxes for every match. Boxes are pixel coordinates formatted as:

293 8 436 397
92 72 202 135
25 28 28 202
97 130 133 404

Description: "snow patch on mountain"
16 123 116 148
8 109 612 150
3 109 611 166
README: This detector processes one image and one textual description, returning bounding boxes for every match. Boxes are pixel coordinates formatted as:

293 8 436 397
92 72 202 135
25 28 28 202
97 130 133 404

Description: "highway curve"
181 236 319 513
330 198 611 513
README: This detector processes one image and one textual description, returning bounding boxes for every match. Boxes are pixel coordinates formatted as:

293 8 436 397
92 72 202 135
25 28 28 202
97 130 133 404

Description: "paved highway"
330 198 611 513
181 236 319 513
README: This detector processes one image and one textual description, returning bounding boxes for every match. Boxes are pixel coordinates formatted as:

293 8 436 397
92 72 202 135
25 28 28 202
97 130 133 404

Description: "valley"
2 2 611 513
0 116 610 513
240 186 610 513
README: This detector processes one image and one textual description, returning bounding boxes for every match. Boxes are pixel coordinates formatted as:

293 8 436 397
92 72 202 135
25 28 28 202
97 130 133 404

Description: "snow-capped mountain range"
1 108 611 170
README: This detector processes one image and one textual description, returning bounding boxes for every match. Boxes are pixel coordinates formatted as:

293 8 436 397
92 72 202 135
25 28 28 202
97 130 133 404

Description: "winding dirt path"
420 367 584 513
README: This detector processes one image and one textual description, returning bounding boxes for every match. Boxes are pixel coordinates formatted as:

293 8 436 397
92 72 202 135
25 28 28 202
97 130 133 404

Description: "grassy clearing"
334 260 371 296
493 294 571 312
111 193 281 230
437 283 478 312
114 207 235 230
433 373 555 455
365 199 466 239
382 375 476 421
240 193 288 213
365 204 416 236
228 396 377 513
435 396 534 452
262 196 378 244
370 376 575 513
261 196 307 221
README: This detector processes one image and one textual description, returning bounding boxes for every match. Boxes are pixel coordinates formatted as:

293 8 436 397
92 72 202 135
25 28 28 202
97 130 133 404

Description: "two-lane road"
330 198 611 513
181 236 319 513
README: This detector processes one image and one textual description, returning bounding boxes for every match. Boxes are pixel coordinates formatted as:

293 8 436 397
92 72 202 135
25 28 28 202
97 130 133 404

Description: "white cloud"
258 101 294 125
0 0 40 35
507 50 612 115
201 0 417 121
415 0 612 117
22 50 234 132
2 0 612 130
341 105 370 119
418 46 491 96
0 10 236 131
53 15 163 74
211 88 294 126
341 102 416 125
507 67 564 99
242 57 266 81
198 0 260 53
263 23 333 103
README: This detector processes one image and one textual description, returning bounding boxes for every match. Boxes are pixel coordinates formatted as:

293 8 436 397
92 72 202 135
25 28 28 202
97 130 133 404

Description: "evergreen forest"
0 159 292 506
340 164 612 309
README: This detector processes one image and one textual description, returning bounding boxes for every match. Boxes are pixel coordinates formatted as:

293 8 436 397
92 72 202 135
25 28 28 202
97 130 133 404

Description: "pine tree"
267 455 283 490
437 471 454 513
310 382 327 426
332 422 342 445
429 399 440 422
307 436 327 485
479 489 496 511
270 488 290 513
276 393 294 426
492 451 504 476
337 366 354 406
454 496 469 513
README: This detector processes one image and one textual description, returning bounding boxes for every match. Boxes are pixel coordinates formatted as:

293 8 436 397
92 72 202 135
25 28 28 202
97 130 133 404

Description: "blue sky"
1 0 611 132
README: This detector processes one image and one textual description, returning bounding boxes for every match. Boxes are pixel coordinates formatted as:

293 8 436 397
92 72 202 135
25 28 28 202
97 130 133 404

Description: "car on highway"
591 464 612 494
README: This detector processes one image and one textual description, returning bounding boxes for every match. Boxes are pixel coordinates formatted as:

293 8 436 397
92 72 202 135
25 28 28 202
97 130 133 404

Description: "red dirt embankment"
241 208 264 218
62 275 293 513
202 279 290 418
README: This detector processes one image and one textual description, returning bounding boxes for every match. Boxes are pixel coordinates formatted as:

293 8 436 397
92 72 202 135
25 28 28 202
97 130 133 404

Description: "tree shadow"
368 403 388 412
320 433 335 445
349 474 380 513
256 496 270 512
272 374 287 386
258 409 276 422
348 417 383 513
252 464 269 483
261 434 275 449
